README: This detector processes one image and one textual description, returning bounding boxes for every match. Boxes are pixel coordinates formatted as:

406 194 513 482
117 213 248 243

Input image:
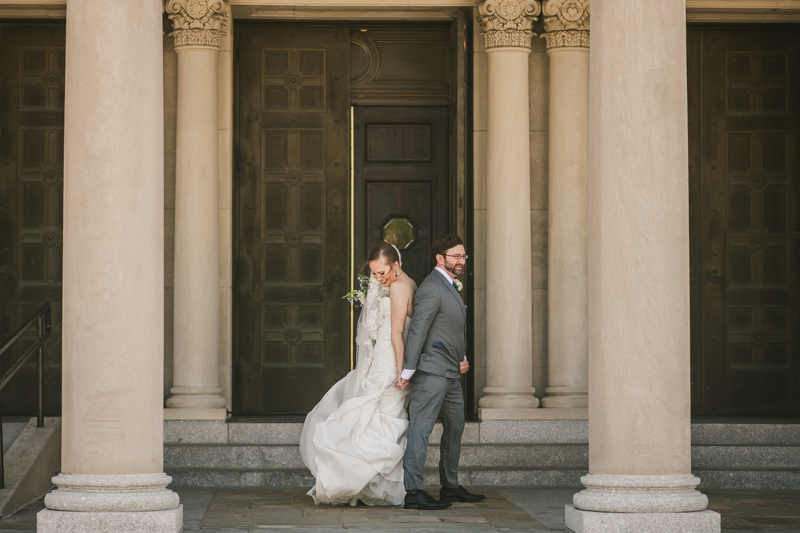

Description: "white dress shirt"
400 267 466 381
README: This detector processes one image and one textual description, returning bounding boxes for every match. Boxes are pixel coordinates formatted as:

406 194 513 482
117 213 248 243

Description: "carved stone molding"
477 0 542 50
542 0 590 49
165 0 228 48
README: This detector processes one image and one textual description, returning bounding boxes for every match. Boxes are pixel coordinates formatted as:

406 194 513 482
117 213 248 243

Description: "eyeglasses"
445 254 469 261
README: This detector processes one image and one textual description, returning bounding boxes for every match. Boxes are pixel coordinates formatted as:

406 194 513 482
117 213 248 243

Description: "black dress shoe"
439 485 486 503
404 490 452 510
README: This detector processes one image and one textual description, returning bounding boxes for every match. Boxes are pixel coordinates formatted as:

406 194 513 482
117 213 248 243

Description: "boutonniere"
453 279 463 292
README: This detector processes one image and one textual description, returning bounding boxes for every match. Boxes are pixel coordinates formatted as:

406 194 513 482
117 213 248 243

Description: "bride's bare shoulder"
389 276 416 298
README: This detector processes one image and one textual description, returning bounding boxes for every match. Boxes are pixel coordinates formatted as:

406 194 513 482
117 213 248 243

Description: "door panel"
354 106 449 286
236 26 350 414
689 27 800 415
0 25 65 415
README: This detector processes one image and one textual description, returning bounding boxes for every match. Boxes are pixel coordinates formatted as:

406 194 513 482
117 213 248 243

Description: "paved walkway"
1 487 799 532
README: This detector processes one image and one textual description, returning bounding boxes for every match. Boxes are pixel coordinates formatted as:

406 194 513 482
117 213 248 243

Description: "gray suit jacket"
403 269 467 379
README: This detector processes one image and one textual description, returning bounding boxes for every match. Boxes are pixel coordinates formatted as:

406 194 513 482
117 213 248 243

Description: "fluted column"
565 1 719 531
541 0 590 410
477 0 541 417
164 0 228 417
37 1 182 530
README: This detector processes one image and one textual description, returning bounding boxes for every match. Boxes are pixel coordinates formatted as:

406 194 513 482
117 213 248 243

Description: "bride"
299 241 417 506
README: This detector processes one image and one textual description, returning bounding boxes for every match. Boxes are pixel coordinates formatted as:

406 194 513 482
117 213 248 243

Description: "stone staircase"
164 419 800 490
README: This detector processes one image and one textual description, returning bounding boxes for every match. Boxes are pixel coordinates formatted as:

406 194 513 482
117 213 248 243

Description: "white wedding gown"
299 295 411 506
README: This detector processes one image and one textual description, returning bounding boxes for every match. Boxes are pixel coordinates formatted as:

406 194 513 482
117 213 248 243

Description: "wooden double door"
688 27 800 415
0 25 65 415
235 26 451 414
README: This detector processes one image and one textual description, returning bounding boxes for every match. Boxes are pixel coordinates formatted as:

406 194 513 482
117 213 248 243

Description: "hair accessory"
389 243 403 267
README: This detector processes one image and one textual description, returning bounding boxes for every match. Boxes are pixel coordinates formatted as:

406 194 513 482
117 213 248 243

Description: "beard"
444 259 463 277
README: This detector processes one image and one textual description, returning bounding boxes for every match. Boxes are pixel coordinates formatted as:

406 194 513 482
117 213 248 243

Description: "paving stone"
386 514 441 523
440 515 489 523
240 470 315 487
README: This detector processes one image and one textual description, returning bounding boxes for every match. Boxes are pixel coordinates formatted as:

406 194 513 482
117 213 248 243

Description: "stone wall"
161 10 553 411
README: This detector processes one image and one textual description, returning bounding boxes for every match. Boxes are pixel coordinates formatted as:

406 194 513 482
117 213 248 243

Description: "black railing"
0 303 52 489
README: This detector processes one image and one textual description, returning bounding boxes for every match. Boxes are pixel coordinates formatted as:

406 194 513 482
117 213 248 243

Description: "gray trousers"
403 371 465 491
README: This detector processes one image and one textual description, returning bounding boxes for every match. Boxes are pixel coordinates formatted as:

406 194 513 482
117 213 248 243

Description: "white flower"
454 279 463 292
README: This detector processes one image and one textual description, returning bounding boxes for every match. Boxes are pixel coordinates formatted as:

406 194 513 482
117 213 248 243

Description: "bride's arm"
389 282 413 379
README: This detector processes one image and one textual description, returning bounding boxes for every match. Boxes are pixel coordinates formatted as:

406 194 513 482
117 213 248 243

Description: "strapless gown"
299 297 411 506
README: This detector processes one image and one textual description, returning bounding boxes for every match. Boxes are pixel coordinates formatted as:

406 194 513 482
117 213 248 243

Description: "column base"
38 506 183 533
163 407 227 420
478 386 540 409
38 473 182 532
165 386 227 409
565 505 720 533
541 387 588 408
479 407 545 420
575 474 709 513
480 407 588 420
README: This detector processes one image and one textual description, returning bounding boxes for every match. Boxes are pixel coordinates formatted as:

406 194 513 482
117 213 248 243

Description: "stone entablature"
542 0 589 49
477 0 542 49
165 0 228 48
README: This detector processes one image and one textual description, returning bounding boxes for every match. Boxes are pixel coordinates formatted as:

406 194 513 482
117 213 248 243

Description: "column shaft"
164 0 229 415
542 46 589 409
476 0 542 417
480 47 538 411
167 46 225 411
38 0 181 530
587 0 691 479
566 0 719 529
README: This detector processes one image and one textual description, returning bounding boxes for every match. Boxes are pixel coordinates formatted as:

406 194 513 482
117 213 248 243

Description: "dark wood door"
0 25 65 416
688 27 800 415
236 26 351 415
354 106 449 285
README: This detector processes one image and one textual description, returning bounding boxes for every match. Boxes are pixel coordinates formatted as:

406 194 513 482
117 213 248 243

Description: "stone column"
164 0 228 418
541 0 590 411
37 1 182 531
565 1 719 531
477 0 541 418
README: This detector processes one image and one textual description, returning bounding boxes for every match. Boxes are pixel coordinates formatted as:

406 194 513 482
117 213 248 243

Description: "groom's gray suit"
402 268 466 491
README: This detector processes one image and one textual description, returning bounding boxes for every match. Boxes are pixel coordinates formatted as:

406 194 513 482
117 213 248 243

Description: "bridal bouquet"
342 274 370 307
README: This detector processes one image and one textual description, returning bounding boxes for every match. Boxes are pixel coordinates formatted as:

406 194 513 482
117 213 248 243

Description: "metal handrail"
0 302 52 489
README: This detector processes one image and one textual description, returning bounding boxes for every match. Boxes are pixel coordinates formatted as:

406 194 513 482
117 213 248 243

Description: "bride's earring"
395 269 399 278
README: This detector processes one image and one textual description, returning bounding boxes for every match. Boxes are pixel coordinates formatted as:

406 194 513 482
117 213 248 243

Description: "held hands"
395 377 409 390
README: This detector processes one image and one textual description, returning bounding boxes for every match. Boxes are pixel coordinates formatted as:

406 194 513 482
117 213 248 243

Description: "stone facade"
0 0 791 530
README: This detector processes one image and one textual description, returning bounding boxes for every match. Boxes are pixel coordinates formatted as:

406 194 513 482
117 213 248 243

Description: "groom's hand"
459 360 469 374
396 378 409 390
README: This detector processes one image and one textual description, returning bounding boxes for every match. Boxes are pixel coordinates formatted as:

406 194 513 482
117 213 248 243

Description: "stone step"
165 466 587 488
2 420 30 454
165 419 800 446
692 445 800 469
164 443 589 470
163 420 800 490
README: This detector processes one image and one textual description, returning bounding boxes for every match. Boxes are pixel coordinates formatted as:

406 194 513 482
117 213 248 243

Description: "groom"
395 235 485 510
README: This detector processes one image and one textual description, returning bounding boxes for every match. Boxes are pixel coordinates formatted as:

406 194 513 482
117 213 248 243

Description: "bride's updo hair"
361 241 400 275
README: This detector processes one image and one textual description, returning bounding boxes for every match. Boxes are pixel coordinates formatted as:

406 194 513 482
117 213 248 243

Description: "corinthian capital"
165 0 228 48
541 0 590 49
477 0 542 50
